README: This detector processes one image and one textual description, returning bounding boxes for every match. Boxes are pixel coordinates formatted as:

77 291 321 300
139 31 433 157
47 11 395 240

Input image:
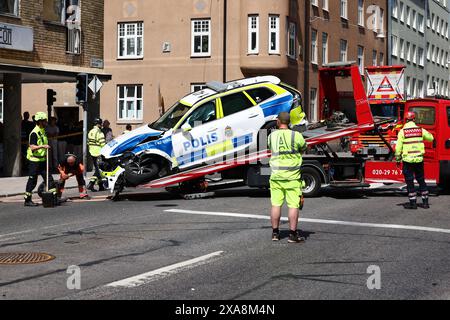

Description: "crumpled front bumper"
101 166 126 193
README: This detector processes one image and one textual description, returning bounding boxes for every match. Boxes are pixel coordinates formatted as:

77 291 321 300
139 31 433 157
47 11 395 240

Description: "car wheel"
124 156 160 187
302 167 322 198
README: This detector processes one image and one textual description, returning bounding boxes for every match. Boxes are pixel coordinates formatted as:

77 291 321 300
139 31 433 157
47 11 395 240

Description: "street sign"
88 76 103 96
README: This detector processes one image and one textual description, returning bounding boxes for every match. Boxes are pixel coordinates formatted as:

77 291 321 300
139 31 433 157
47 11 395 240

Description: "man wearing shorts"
268 112 308 243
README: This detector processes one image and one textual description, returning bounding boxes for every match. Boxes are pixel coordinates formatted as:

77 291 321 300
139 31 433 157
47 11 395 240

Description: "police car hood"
101 125 164 158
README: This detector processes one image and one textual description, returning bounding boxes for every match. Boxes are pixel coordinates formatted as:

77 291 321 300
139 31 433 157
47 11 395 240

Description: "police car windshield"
150 102 192 131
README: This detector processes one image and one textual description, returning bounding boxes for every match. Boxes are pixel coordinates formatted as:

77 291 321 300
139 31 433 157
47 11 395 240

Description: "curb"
0 185 80 198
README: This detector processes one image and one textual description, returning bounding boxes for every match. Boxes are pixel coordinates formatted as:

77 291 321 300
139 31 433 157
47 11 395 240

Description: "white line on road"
165 209 450 235
105 251 224 288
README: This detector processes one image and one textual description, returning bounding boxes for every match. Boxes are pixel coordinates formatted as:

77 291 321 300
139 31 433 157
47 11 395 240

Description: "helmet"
406 112 416 122
34 112 48 122
93 118 103 125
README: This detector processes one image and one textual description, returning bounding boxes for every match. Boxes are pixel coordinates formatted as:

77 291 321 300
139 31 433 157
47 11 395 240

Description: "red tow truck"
350 65 406 159
113 62 450 199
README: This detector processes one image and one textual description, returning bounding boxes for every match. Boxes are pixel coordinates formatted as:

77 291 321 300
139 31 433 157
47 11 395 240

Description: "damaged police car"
100 76 301 192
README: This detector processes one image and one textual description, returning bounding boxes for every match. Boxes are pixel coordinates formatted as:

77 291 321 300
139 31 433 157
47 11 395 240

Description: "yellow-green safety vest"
88 126 106 157
26 126 48 162
395 121 434 163
268 129 307 181
290 106 306 126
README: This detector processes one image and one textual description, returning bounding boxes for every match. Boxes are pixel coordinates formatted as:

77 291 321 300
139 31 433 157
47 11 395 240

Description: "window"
221 92 254 117
117 85 143 121
418 47 424 67
391 35 398 57
311 0 318 6
392 0 398 19
191 84 207 93
372 50 377 66
322 32 328 65
399 2 405 23
418 81 424 98
412 45 417 65
0 87 3 123
340 0 348 19
246 87 275 104
152 102 191 131
0 0 19 16
288 22 296 59
248 15 259 54
269 15 280 54
340 39 347 62
311 29 318 64
418 14 424 33
358 0 364 26
399 39 405 60
412 10 416 30
406 42 411 62
192 19 211 57
426 42 430 61
357 46 364 74
185 101 217 128
118 22 144 59
409 107 435 125
379 52 384 66
406 6 410 26
43 0 79 24
309 88 318 122
406 77 411 97
323 0 329 11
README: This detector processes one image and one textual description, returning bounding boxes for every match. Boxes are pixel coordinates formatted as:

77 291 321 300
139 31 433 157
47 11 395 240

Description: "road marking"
106 251 224 288
165 209 450 235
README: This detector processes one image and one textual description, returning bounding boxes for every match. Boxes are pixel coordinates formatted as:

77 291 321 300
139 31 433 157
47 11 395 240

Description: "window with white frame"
0 0 19 16
269 15 280 54
358 0 364 26
418 14 424 33
288 22 296 59
399 39 405 60
117 85 143 121
446 23 449 39
309 88 318 122
412 45 417 65
323 0 329 11
357 46 364 74
418 47 424 67
426 42 430 61
441 20 446 37
0 87 3 123
372 50 377 66
442 49 446 66
340 39 347 62
432 45 436 63
446 52 449 68
311 0 318 6
191 83 207 93
406 6 410 26
322 32 328 65
118 22 144 59
391 35 398 57
399 2 405 23
340 0 348 19
418 80 424 97
392 0 398 19
412 10 416 30
192 19 211 57
406 77 411 97
311 29 318 64
406 42 411 62
248 15 259 54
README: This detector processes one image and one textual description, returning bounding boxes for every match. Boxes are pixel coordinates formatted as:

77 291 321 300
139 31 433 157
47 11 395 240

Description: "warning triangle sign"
377 76 395 93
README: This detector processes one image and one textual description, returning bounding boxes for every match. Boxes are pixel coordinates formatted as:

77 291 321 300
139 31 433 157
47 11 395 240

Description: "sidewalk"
0 174 94 198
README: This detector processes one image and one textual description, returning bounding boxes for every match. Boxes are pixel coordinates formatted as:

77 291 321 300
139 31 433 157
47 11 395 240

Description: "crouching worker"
57 154 89 199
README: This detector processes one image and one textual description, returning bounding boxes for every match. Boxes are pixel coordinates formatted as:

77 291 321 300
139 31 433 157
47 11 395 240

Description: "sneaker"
288 232 305 243
272 232 280 242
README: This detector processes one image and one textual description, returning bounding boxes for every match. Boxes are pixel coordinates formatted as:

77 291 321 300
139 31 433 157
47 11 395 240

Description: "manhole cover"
0 253 55 265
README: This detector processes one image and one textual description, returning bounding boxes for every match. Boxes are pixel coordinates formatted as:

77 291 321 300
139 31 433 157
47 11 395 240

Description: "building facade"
0 0 109 176
101 0 388 135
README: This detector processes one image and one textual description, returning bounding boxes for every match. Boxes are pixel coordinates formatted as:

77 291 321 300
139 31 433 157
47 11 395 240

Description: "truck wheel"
302 167 322 198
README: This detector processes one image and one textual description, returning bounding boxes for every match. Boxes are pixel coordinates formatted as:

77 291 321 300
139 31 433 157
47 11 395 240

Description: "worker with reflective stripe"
24 112 54 207
268 112 308 243
87 118 106 192
395 111 434 209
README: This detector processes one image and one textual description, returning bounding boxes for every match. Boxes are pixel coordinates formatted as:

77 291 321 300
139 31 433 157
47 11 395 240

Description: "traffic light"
46 89 57 107
76 73 88 104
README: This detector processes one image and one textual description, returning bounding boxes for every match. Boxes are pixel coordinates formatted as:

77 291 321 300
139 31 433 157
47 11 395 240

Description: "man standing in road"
24 112 54 207
396 111 434 210
87 118 106 192
268 112 308 243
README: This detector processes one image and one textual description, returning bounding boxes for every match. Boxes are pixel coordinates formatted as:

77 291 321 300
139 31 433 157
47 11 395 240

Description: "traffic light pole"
82 102 88 178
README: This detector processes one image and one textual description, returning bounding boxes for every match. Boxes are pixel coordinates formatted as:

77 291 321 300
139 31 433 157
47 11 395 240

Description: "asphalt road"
0 184 450 301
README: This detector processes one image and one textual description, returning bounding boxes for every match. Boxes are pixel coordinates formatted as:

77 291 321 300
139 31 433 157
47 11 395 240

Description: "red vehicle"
350 65 406 158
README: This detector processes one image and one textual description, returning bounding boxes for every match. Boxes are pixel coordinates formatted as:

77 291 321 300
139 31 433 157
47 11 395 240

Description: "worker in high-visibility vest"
268 112 308 243
87 118 106 192
395 111 434 210
24 112 54 207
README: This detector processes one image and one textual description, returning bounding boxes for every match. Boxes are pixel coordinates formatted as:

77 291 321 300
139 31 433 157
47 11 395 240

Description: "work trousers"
403 161 428 200
26 161 54 194
90 155 102 185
